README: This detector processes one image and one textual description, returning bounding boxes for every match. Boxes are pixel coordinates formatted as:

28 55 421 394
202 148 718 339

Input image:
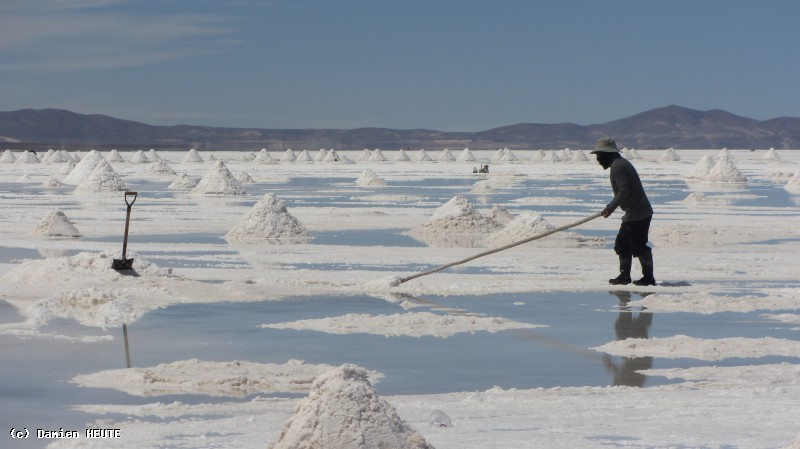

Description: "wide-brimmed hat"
590 137 620 154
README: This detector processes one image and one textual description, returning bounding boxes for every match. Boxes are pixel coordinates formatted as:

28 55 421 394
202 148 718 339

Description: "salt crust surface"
268 365 433 449
72 359 383 397
356 168 388 186
261 312 545 338
592 335 800 360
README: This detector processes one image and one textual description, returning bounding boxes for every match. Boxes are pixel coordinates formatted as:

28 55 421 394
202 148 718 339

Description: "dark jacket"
607 157 653 222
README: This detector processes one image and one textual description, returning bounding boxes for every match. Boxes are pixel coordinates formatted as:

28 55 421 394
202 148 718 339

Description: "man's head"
591 137 620 170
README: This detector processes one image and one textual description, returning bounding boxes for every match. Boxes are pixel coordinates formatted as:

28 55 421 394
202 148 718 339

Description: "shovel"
111 191 138 271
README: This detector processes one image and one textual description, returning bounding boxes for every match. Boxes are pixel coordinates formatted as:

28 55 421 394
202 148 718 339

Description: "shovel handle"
125 191 138 207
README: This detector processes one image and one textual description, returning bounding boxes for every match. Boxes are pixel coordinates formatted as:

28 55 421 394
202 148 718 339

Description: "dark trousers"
614 217 652 258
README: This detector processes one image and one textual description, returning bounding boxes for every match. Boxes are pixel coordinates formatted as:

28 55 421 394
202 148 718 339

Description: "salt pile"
35 211 82 238
59 160 77 175
268 364 433 449
147 159 176 176
558 148 573 160
408 195 502 247
369 149 388 162
492 148 505 162
207 154 217 161
191 160 245 196
107 149 124 162
47 149 73 163
457 148 477 162
314 148 328 162
168 174 197 189
571 149 590 162
147 148 162 161
183 148 204 163
629 148 642 159
241 152 256 162
16 150 40 163
488 204 514 224
785 170 800 192
129 150 150 163
499 148 519 162
281 149 296 163
483 212 556 246
356 169 388 187
706 152 747 183
237 171 256 184
470 180 494 193
295 149 314 163
437 148 455 162
763 147 780 161
74 160 128 193
357 149 372 161
224 193 310 242
659 148 681 162
543 150 561 162
686 154 717 179
530 150 546 162
324 149 347 162
412 149 432 162
63 150 108 185
17 174 32 182
393 149 412 162
0 149 16 163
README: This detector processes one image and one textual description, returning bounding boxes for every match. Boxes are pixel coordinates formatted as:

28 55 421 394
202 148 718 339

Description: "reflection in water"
603 291 654 387
122 323 132 368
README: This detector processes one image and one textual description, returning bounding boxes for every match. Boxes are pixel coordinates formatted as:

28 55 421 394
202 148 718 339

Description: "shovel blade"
112 258 134 271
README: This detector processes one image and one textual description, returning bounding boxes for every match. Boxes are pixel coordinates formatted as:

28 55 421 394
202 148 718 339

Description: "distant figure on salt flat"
591 137 656 286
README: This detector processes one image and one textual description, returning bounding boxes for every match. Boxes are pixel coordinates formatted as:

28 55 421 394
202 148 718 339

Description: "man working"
591 137 656 286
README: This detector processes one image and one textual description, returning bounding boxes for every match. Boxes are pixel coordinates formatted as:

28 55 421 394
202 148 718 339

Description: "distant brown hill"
1 105 798 150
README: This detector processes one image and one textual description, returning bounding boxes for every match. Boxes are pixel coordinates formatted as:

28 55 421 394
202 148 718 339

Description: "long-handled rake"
391 211 603 286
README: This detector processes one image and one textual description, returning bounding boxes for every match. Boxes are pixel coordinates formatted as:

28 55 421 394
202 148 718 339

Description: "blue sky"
1 0 798 131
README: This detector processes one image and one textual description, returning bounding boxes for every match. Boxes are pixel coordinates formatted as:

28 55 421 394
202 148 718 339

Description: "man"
591 137 656 286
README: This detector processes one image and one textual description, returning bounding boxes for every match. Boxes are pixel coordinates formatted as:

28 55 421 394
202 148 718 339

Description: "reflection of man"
603 291 654 387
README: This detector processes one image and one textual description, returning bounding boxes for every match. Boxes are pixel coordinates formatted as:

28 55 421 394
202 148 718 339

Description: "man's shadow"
602 290 654 387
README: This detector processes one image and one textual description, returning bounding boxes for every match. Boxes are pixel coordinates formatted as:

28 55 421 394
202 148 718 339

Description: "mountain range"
1 105 798 151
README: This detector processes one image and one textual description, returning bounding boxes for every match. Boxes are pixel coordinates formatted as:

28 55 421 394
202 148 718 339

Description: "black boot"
609 255 632 285
633 252 656 286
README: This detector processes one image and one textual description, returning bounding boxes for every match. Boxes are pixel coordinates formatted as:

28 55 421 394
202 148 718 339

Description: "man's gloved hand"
601 207 612 218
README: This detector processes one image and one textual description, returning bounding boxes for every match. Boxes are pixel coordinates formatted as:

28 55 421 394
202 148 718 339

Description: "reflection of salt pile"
168 174 197 189
182 148 204 163
74 160 128 193
191 160 245 195
408 195 502 247
224 193 310 242
63 150 106 185
356 169 388 187
36 211 82 238
785 170 800 193
659 148 681 162
706 152 747 183
268 364 433 449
